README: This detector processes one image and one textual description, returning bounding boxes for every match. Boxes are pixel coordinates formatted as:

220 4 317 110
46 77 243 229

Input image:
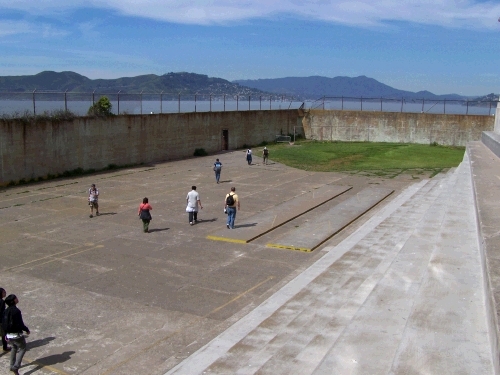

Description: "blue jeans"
226 207 236 228
215 171 221 183
9 336 26 371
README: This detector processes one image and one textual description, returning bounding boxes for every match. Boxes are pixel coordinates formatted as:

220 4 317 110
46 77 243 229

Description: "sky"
0 0 499 96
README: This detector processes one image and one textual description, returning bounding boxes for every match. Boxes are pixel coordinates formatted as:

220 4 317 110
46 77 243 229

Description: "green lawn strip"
265 141 464 172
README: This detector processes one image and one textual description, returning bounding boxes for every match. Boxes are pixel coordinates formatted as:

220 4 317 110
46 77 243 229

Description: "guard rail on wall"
308 96 498 116
0 90 302 117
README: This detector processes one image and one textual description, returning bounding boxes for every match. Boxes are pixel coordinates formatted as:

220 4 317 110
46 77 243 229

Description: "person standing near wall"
213 159 222 184
225 187 240 229
262 147 269 165
88 184 99 218
186 186 203 225
138 197 153 233
3 294 30 375
246 149 252 165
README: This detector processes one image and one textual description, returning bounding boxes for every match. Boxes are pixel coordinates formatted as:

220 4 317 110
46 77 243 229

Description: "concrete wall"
0 110 299 185
302 110 494 146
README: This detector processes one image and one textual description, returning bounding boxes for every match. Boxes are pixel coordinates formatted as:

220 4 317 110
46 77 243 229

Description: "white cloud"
0 0 499 29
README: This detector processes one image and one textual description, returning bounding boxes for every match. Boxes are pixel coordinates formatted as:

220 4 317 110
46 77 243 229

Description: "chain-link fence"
309 96 498 116
0 90 302 116
0 91 497 117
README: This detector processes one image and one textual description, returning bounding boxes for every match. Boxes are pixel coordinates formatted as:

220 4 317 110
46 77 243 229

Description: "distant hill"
0 71 494 101
233 76 466 100
0 71 267 96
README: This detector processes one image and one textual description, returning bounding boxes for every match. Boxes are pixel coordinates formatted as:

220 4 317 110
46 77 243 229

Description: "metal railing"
0 90 497 117
309 96 498 116
0 90 302 116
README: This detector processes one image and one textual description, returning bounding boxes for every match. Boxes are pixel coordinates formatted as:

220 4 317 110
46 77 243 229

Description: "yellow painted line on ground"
266 243 312 252
21 356 70 375
100 276 275 375
3 243 102 272
206 235 247 244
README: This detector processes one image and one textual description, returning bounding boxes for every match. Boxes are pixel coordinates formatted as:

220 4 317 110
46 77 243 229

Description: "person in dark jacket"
3 294 30 375
0 288 11 352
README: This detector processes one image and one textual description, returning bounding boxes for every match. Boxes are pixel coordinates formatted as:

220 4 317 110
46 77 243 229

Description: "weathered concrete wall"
0 110 299 185
302 110 494 146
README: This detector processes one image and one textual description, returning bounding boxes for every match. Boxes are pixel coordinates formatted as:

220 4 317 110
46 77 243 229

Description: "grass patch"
266 140 465 172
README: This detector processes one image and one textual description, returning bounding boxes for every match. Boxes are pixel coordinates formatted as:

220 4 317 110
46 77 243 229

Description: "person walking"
225 187 240 229
88 184 99 218
246 149 252 165
213 159 222 184
3 294 30 375
262 147 269 165
138 197 153 233
186 186 203 225
0 288 11 352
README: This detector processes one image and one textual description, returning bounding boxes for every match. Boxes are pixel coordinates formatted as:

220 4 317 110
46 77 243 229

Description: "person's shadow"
148 227 169 233
23 351 75 375
27 336 56 350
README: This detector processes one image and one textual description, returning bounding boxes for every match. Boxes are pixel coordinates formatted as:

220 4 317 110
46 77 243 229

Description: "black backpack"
226 194 235 206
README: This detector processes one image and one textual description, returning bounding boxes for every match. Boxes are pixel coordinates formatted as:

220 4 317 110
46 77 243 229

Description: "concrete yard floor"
0 150 440 375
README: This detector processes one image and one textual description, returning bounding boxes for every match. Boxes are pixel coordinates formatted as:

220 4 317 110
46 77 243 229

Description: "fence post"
248 95 251 111
360 96 363 111
443 99 446 114
160 91 163 114
236 95 239 111
92 90 95 105
260 96 262 110
178 94 180 113
140 90 143 115
380 97 382 112
195 94 197 113
224 94 226 112
32 89 36 116
400 97 403 112
421 98 424 113
270 96 271 110
489 101 492 116
323 96 325 110
210 94 212 112
117 90 121 114
64 90 68 112
466 100 468 115
342 96 344 110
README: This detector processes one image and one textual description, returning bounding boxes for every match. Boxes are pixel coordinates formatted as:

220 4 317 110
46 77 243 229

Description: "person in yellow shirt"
224 187 240 229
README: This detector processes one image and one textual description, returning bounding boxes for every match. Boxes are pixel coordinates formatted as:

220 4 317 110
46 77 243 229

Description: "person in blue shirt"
213 159 223 183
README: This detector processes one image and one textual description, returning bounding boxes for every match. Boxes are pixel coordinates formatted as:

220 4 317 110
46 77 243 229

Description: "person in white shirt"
186 186 203 225
88 184 99 218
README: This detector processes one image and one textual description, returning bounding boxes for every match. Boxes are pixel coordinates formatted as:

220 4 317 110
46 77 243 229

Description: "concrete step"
266 187 394 252
206 184 352 244
164 177 452 375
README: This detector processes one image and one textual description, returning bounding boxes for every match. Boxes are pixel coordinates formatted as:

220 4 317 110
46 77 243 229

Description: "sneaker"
226 224 230 229
96 212 100 216
190 222 193 225
11 369 20 375
89 214 93 218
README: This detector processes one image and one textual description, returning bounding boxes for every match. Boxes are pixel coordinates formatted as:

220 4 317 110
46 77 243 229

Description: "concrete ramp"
207 184 352 244
267 187 394 252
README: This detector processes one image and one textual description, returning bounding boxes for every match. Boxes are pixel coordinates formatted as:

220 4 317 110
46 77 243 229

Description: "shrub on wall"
193 148 208 157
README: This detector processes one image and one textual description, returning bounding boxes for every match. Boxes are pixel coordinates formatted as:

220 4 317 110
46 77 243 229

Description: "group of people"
89 148 271 231
245 147 270 166
1 288 30 375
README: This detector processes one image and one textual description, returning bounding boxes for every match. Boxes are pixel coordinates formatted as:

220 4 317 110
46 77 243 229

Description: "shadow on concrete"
195 218 218 224
96 212 117 216
218 180 232 184
23 351 75 375
235 223 258 228
27 336 56 350
148 227 169 233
